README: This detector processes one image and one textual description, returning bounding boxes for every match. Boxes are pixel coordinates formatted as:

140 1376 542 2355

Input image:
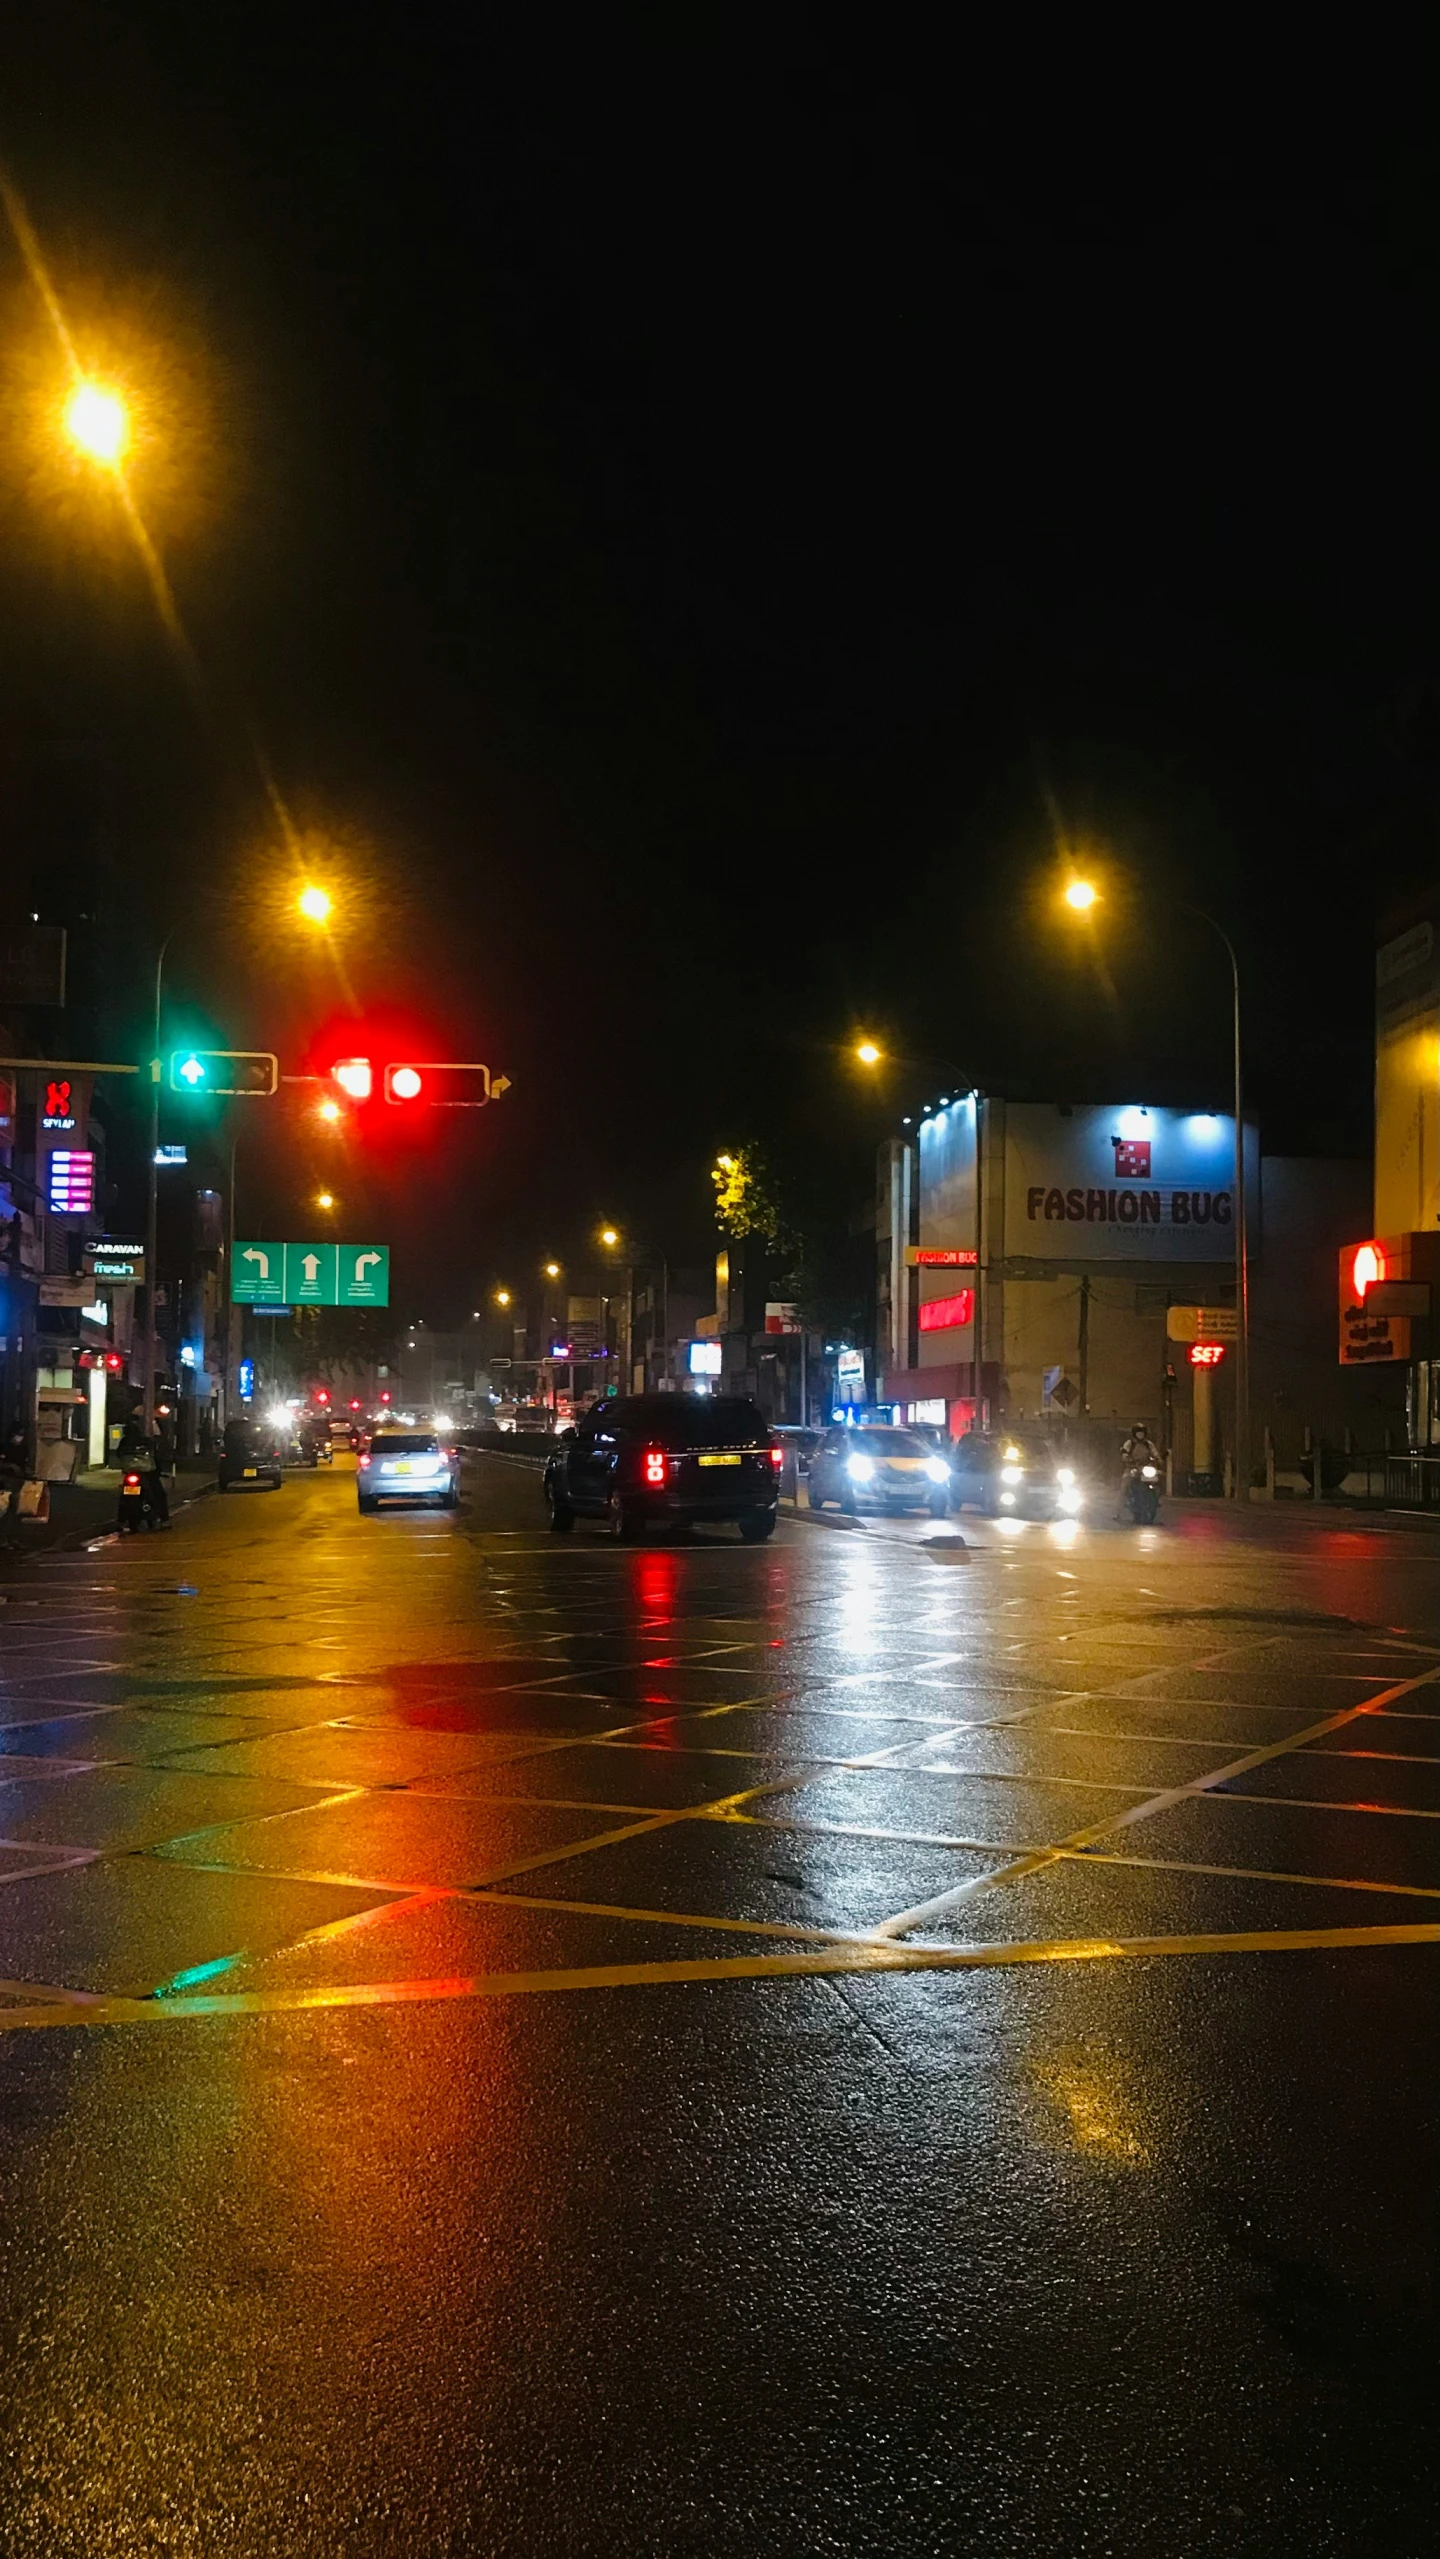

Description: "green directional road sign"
232 1243 389 1307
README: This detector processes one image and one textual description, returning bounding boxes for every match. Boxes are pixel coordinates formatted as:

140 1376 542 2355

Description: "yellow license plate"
887 1459 924 1472
243 1467 257 1478
698 1452 741 1467
394 1461 411 1474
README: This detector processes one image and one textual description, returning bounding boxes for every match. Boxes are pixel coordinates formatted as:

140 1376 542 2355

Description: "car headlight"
1056 1467 1075 1486
1058 1489 1083 1513
925 1458 949 1484
846 1455 875 1483
1000 1464 1024 1485
999 1491 1016 1506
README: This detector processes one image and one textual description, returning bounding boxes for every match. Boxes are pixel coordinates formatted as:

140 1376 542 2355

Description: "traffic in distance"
110 1386 1172 1535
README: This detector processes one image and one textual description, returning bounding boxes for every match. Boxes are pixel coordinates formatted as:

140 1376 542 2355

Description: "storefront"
879 1098 1258 1454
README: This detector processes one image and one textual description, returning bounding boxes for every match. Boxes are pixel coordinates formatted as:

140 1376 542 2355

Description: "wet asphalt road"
0 1456 1435 2556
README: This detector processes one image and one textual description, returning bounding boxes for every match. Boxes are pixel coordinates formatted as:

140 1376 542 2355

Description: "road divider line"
1 1924 1433 2031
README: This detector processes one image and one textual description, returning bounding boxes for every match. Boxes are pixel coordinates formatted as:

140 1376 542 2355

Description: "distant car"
357 1429 459 1513
950 1430 1085 1518
806 1425 951 1517
771 1425 824 1474
543 1394 782 1540
217 1423 284 1492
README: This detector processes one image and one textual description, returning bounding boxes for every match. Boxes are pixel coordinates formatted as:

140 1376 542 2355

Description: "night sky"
3 24 1436 1321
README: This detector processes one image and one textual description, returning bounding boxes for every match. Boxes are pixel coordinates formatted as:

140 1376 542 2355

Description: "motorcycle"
1121 1461 1161 1525
117 1466 170 1533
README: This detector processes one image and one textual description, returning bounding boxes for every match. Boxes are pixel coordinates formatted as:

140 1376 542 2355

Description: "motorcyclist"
1117 1422 1161 1519
117 1420 170 1526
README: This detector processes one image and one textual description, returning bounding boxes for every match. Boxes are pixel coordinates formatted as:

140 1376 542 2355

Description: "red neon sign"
1189 1341 1226 1366
918 1289 975 1333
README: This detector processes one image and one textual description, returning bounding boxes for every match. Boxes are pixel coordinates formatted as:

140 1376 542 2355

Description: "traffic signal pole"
143 934 173 1438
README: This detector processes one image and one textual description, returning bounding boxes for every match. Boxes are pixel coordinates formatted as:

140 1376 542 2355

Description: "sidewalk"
0 1465 216 1568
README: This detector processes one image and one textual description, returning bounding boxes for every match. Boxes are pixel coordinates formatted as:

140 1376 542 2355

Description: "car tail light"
123 1471 141 1490
769 1445 784 1469
359 1454 371 1469
643 1447 666 1486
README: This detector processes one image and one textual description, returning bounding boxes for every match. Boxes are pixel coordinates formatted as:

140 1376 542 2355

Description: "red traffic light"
1350 1242 1384 1300
332 1057 373 1101
314 1388 331 1405
348 1398 362 1410
382 1061 508 1107
378 1390 392 1404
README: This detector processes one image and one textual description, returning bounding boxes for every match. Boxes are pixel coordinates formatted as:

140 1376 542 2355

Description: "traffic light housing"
382 1061 510 1107
170 1051 278 1097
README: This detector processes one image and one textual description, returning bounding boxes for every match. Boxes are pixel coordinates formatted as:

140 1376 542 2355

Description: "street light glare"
855 1040 882 1066
298 884 333 924
64 382 128 467
317 1097 342 1123
316 1192 335 1210
544 1260 561 1277
600 1227 619 1248
495 1288 512 1307
1064 878 1099 911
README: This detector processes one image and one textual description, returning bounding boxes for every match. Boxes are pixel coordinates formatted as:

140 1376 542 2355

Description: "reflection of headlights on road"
1057 1488 1083 1512
1000 1465 1024 1485
1056 1467 1075 1486
999 1490 1016 1506
847 1455 875 1483
924 1458 950 1484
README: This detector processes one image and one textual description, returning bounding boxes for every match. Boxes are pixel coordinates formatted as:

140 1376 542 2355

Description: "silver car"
357 1429 459 1513
806 1425 951 1517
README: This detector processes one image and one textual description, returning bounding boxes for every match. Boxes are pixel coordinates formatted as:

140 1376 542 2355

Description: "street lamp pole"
1182 904 1248 1499
1062 881 1248 1499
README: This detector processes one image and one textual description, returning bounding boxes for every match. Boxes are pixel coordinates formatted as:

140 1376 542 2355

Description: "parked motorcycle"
1120 1462 1161 1525
117 1466 170 1533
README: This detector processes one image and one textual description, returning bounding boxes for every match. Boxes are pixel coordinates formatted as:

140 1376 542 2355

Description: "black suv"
543 1395 782 1540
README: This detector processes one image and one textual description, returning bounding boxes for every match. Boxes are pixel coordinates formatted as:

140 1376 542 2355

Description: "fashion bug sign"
1004 1104 1256 1265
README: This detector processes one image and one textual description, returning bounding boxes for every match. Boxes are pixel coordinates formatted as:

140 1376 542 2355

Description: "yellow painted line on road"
469 1885 880 1948
1214 1790 1439 1818
0 1923 1432 2031
157 1811 684 1904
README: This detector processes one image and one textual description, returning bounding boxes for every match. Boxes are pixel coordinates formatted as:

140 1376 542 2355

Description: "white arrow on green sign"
232 1243 389 1307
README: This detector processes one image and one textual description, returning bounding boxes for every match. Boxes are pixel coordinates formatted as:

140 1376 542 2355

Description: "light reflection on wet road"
0 1455 1435 2553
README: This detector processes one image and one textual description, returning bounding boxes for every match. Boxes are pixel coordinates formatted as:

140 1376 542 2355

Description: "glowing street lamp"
64 381 129 468
494 1288 512 1309
599 1227 619 1249
543 1260 561 1278
1064 878 1098 911
855 1039 883 1066
316 1192 336 1212
297 883 332 925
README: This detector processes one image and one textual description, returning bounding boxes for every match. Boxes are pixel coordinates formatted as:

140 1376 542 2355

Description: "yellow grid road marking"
873 1666 1440 1939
